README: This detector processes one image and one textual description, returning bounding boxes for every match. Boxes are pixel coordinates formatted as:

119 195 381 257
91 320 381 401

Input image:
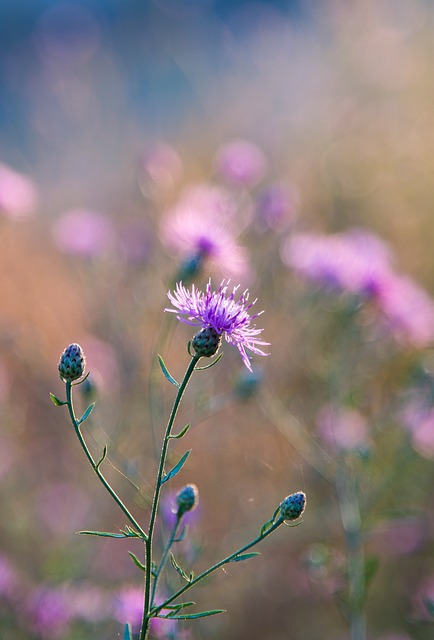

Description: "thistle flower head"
176 484 199 518
58 343 86 382
279 491 306 521
166 280 269 371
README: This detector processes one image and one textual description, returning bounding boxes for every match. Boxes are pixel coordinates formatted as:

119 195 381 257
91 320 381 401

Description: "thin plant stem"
152 516 285 616
65 381 147 540
140 354 201 640
150 515 181 608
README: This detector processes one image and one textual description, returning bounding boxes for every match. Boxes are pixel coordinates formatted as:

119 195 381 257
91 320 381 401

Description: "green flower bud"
279 491 306 521
192 326 222 358
59 343 86 382
176 483 199 518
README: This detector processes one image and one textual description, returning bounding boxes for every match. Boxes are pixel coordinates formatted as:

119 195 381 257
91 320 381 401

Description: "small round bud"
279 491 306 521
192 326 222 358
176 484 199 518
59 343 86 382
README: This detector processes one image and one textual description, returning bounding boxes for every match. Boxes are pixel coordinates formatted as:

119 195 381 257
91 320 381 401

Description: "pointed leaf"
124 623 132 640
161 602 195 611
194 353 224 371
169 424 190 440
170 553 190 582
78 402 95 425
229 552 261 563
72 371 91 386
161 450 191 485
50 393 66 407
78 530 128 538
162 609 225 620
158 355 180 388
128 551 146 572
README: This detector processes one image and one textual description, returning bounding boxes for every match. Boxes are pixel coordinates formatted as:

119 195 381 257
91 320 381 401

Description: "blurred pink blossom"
214 139 266 187
161 185 249 277
27 586 73 638
283 229 393 296
113 585 143 627
372 517 427 555
80 335 120 392
283 228 434 348
399 398 434 459
376 273 434 348
255 182 299 231
0 163 38 219
140 142 183 190
52 208 115 257
36 482 91 536
316 404 369 451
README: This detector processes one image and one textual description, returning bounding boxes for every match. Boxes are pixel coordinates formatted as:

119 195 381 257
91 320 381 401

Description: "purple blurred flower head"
161 185 248 278
283 229 393 297
27 586 73 638
255 183 299 231
0 163 38 219
316 404 369 452
113 585 143 627
375 273 434 348
166 280 269 371
399 398 434 459
140 141 183 190
373 517 427 556
52 208 115 257
214 139 266 187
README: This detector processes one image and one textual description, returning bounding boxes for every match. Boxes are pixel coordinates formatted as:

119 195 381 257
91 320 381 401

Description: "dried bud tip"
279 491 306 521
176 483 199 518
59 343 86 382
192 326 222 358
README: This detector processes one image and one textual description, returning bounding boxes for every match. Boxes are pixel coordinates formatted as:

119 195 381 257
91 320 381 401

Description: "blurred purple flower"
52 208 115 257
214 139 266 187
113 585 143 627
27 586 73 638
36 482 91 536
284 228 434 348
118 220 152 264
376 273 434 348
315 404 369 452
140 141 183 190
0 163 38 219
255 183 299 231
0 554 18 599
161 185 249 278
399 397 434 459
282 229 393 296
67 583 110 622
166 280 269 371
372 517 427 556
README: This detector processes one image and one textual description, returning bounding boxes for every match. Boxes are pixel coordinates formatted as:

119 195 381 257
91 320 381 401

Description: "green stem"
140 354 201 640
150 515 181 608
65 381 147 540
152 517 284 616
336 461 366 640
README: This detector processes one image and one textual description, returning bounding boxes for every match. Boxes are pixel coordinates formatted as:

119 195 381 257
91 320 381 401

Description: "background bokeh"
2 1 434 638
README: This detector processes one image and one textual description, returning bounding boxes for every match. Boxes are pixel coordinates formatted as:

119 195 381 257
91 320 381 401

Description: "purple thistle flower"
166 280 269 371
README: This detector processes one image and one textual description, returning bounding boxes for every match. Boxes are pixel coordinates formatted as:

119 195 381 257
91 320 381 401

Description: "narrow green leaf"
50 393 66 406
128 551 146 572
260 518 275 537
364 555 379 592
189 571 195 582
170 553 190 582
161 609 225 620
124 623 132 640
161 602 195 611
169 423 190 440
161 450 191 485
158 355 180 388
72 371 91 386
95 444 108 470
78 402 95 425
78 530 128 538
194 353 224 371
229 552 261 563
